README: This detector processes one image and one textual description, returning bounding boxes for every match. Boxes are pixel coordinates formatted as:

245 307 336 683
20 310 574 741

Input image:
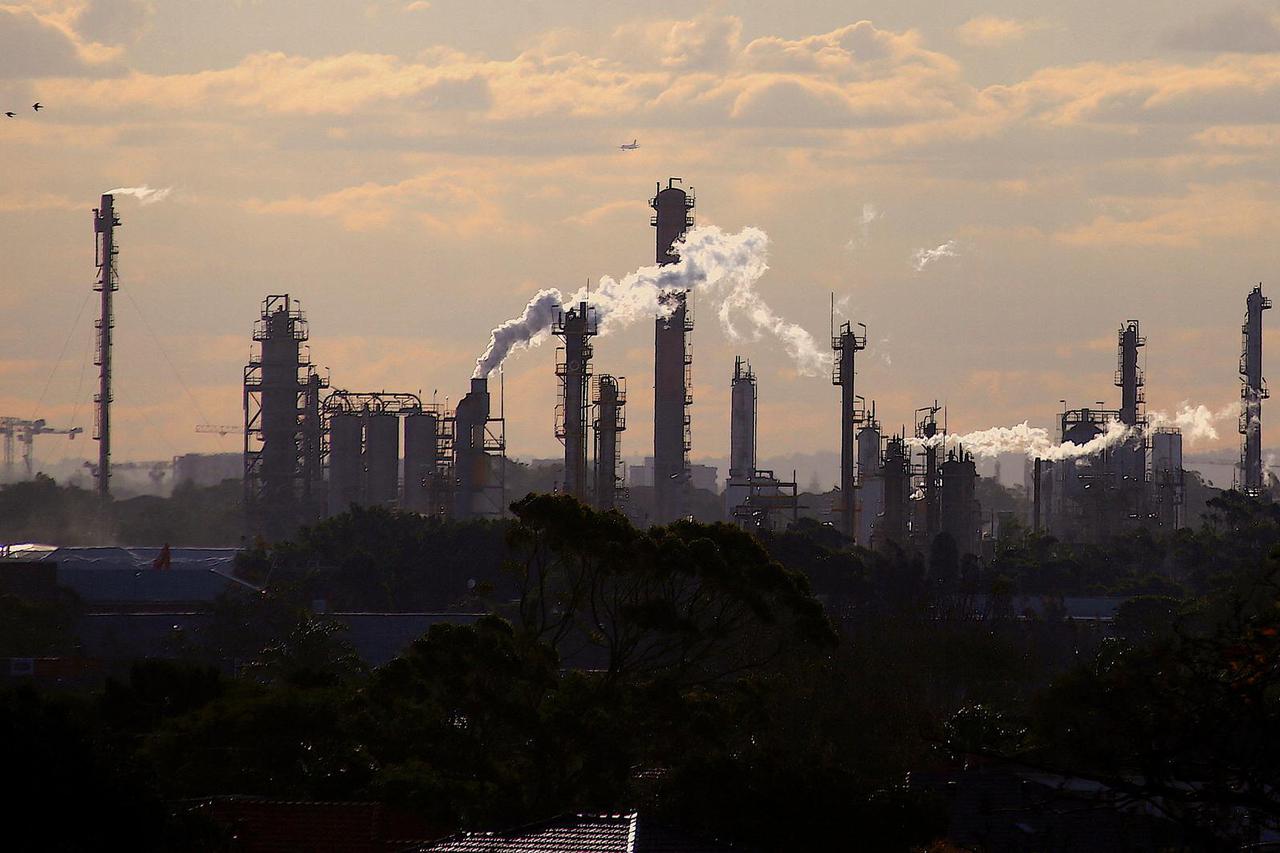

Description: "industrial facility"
10 184 1270 553
1029 321 1186 542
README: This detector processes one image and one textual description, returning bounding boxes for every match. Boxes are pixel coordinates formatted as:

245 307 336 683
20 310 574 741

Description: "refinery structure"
9 183 1276 554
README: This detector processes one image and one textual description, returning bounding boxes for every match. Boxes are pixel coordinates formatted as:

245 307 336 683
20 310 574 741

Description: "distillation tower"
725 356 757 515
593 375 626 512
832 320 867 538
92 194 119 498
244 295 324 540
652 178 695 522
554 301 596 502
1240 285 1271 495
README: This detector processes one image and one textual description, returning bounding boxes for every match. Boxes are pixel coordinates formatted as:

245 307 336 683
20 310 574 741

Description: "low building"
410 812 742 852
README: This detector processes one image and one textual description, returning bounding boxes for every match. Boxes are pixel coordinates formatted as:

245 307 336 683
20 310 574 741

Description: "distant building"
628 457 718 493
172 452 241 487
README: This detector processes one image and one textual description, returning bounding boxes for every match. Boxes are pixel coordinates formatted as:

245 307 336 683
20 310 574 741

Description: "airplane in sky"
619 139 639 151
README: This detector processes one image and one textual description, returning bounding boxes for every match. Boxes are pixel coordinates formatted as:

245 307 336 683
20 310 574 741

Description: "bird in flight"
4 112 15 118
32 103 42 112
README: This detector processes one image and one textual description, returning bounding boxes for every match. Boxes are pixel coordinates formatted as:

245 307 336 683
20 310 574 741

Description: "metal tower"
832 319 867 538
453 377 506 520
1116 321 1146 428
554 301 596 502
1240 285 1272 495
92 194 119 498
915 403 942 541
244 295 319 540
651 178 695 522
729 357 757 481
593 375 626 512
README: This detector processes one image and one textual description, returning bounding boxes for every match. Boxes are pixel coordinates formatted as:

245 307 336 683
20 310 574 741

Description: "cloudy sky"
2 0 1278 480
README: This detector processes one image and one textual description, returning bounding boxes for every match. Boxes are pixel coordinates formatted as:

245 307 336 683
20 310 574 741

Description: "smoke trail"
912 239 959 272
472 289 562 379
1147 402 1236 444
907 420 1133 461
472 225 829 377
846 203 882 250
106 185 172 204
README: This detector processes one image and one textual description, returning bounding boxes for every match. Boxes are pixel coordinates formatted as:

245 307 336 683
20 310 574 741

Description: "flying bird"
4 112 15 118
31 103 42 111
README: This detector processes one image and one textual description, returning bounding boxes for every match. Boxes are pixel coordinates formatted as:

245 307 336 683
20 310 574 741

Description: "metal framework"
1239 285 1271 496
0 418 83 481
915 403 943 542
93 194 119 498
243 295 322 540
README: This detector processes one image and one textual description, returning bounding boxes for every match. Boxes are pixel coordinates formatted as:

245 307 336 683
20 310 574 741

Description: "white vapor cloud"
908 420 1133 461
105 185 172 204
1147 402 1236 444
473 225 830 377
912 239 959 271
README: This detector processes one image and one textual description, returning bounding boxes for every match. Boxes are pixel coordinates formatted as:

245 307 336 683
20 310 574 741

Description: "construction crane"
0 418 85 481
195 424 241 437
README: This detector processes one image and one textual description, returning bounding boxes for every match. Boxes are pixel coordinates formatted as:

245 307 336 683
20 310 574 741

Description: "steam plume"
473 226 829 377
105 185 172 204
912 239 959 272
908 420 1133 461
1147 402 1235 444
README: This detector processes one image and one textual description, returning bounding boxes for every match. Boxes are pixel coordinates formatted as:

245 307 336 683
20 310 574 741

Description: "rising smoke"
106 185 173 204
908 420 1133 461
473 226 830 378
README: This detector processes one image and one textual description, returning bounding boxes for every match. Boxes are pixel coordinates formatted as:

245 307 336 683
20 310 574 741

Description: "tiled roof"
412 813 740 853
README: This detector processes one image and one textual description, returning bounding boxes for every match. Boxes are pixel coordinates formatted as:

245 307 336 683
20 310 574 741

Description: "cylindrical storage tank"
261 308 301 514
1151 430 1183 482
364 413 400 507
594 377 621 512
855 425 882 548
403 411 439 513
327 414 363 516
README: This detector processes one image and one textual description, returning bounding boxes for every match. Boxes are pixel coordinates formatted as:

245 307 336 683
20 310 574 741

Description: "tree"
504 494 834 683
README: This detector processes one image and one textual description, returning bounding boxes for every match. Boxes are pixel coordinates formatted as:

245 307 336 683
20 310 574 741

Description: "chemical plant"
12 182 1274 554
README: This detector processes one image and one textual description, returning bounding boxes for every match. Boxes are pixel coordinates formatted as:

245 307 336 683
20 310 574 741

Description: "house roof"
1 546 250 605
410 813 740 853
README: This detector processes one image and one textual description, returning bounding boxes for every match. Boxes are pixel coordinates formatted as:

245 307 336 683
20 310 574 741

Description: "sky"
2 0 1279 485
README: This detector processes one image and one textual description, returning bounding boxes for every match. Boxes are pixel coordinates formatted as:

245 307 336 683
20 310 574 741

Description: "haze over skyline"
3 1 1279 471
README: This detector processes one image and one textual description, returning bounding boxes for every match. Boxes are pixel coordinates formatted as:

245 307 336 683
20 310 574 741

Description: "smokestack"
832 320 867 538
554 302 595 502
652 178 695 522
455 377 492 519
593 375 626 512
93 194 119 499
1240 285 1271 495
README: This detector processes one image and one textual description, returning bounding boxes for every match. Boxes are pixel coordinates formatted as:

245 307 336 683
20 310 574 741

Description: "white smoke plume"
912 239 959 272
907 420 1134 461
1147 402 1236 444
846 203 882 250
473 226 830 377
106 185 172 204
